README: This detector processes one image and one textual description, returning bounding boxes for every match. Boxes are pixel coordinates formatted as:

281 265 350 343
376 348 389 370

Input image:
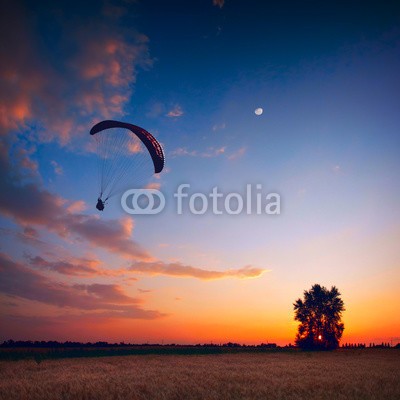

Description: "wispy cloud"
27 254 112 277
195 147 227 158
212 122 226 132
50 160 63 175
166 105 184 118
129 261 267 280
170 146 226 158
228 147 246 160
170 147 197 157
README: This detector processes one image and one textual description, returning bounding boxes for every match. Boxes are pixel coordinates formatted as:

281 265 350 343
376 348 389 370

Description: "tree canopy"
293 284 345 350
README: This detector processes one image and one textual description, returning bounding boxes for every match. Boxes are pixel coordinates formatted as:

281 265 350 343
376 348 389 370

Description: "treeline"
341 342 399 349
2 340 398 350
0 340 279 349
0 341 286 362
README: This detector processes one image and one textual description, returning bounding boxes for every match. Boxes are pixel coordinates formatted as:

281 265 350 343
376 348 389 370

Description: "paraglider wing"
90 120 165 205
90 120 164 173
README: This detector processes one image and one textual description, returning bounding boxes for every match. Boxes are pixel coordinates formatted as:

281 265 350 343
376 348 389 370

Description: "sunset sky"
0 0 399 345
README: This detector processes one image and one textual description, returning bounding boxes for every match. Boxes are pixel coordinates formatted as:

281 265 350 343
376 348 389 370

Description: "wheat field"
1 350 399 400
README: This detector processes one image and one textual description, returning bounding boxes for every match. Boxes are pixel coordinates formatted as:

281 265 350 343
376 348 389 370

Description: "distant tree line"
342 342 399 349
368 342 394 348
2 340 398 349
341 343 367 348
0 340 280 349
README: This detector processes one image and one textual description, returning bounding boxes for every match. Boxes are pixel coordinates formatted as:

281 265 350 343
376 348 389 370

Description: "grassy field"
0 349 399 399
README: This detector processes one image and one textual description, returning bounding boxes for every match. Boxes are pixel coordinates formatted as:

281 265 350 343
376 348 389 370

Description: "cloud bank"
0 0 151 143
0 252 163 319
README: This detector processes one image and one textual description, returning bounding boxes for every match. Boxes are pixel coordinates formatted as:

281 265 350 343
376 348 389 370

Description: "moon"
254 107 263 116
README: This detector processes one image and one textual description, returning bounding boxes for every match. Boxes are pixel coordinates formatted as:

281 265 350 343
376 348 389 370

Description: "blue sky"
0 0 399 343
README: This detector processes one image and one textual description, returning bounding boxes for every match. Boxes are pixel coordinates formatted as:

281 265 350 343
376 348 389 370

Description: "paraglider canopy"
90 120 164 174
90 120 165 209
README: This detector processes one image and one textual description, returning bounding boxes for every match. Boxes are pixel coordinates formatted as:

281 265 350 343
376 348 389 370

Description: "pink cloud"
26 250 134 278
129 261 267 280
28 255 104 277
68 215 151 260
145 182 161 190
67 200 86 214
127 140 143 154
78 283 137 304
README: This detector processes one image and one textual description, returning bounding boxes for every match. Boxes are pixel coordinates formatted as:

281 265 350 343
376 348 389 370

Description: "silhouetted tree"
293 284 345 350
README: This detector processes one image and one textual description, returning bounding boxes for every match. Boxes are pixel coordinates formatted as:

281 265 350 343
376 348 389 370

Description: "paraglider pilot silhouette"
90 120 165 211
96 198 105 211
